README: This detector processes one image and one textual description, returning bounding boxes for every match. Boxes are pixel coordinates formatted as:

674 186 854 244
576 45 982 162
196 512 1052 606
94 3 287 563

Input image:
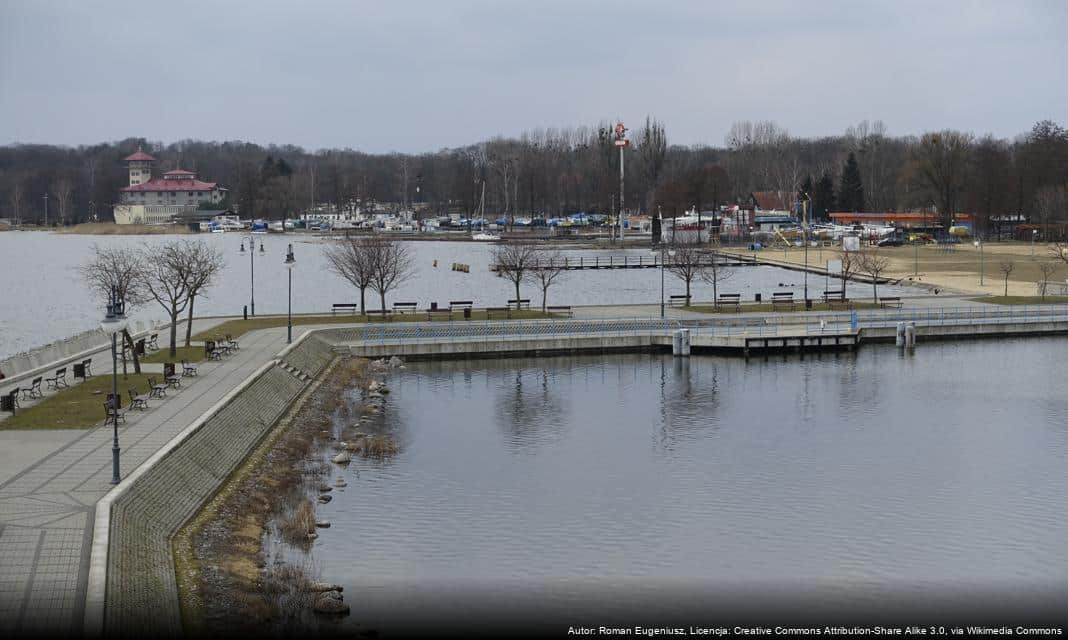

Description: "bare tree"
367 238 415 313
52 177 74 225
525 248 568 312
665 242 708 305
324 237 376 314
9 179 25 226
181 241 225 346
81 245 148 374
837 248 865 295
915 130 973 228
1035 185 1068 231
1037 261 1058 300
492 243 540 305
137 241 193 358
860 250 891 301
999 260 1015 297
698 248 735 302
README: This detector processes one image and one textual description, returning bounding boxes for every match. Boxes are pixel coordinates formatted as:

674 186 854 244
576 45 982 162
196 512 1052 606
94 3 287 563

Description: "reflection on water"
312 339 1068 626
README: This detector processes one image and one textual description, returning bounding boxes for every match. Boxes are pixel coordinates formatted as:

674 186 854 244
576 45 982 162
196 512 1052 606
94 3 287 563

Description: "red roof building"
114 147 228 224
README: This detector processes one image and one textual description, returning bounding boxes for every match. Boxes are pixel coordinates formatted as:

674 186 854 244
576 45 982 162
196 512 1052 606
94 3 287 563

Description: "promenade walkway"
0 322 287 636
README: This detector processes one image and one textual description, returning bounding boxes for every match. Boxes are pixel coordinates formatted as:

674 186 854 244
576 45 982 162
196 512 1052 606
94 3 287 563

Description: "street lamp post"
284 243 296 343
239 237 265 316
1032 228 1038 257
974 239 984 286
100 287 128 485
801 192 813 307
653 245 676 318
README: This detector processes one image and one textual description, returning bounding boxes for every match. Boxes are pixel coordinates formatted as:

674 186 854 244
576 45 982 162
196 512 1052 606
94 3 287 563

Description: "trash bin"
805 299 812 310
430 302 438 311
464 307 471 320
73 363 86 380
1 394 14 413
755 293 762 302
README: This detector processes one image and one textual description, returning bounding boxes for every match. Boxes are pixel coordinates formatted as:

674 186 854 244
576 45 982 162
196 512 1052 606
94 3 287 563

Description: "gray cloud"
1 0 1065 152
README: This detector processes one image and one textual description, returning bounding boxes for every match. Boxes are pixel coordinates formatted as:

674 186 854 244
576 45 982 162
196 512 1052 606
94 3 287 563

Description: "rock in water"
334 478 348 488
318 494 333 504
316 520 331 528
319 485 332 493
307 582 344 593
313 591 350 615
332 451 352 465
389 356 403 368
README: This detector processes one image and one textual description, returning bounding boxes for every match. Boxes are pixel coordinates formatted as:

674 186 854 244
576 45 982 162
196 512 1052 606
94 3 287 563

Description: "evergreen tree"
815 172 836 220
838 152 865 212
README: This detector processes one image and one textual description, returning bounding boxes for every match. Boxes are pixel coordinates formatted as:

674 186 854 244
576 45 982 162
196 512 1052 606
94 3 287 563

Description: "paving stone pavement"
0 325 293 636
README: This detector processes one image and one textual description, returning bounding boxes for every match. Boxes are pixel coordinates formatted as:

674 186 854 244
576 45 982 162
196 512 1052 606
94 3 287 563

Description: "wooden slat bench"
332 303 359 315
771 292 795 311
821 290 845 303
448 300 473 311
668 295 691 307
714 294 740 311
878 296 903 309
393 302 418 314
547 305 573 317
507 299 531 310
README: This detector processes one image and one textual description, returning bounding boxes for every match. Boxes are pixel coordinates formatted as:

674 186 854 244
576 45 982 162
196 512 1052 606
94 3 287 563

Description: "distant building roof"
124 149 156 162
163 169 195 177
121 176 222 193
828 212 973 221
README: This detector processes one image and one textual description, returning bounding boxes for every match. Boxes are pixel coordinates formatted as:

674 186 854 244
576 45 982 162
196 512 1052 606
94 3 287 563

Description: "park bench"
547 305 573 317
393 302 418 314
104 397 126 426
714 294 741 311
44 367 68 390
181 359 199 376
2 388 19 413
486 306 513 319
163 363 182 389
449 300 473 312
332 303 359 315
205 340 224 361
147 333 160 351
771 292 796 311
821 290 845 303
73 358 92 381
128 388 150 411
22 377 43 400
507 299 531 310
148 377 168 399
669 295 691 308
878 296 903 309
426 309 453 321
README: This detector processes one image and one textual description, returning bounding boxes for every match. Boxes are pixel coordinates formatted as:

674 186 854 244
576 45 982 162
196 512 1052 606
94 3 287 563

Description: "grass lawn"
687 301 883 314
140 345 205 364
2 373 156 430
191 310 552 342
969 296 1068 305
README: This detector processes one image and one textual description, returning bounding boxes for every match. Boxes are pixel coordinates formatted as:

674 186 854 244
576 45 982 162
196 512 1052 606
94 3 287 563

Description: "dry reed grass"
278 498 317 545
54 222 192 235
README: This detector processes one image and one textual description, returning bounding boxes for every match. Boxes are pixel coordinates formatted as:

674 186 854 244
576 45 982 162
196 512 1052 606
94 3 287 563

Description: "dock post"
672 329 690 357
896 321 906 347
904 322 916 348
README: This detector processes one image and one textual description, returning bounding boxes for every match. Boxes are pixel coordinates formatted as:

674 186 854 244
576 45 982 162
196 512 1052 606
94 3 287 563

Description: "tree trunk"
541 287 547 313
169 311 179 358
122 329 141 374
872 281 878 302
185 295 196 347
380 292 387 314
685 278 691 305
359 287 366 315
515 280 521 305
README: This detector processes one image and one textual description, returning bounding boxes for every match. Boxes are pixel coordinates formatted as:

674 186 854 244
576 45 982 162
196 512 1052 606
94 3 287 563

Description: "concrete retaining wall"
279 333 334 377
343 335 660 360
103 364 310 636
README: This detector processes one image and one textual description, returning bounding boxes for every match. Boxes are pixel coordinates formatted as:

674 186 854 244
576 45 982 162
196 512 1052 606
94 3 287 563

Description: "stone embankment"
101 334 335 636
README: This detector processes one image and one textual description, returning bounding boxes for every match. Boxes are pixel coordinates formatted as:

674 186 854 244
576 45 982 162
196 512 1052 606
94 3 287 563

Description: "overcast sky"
1 0 1066 153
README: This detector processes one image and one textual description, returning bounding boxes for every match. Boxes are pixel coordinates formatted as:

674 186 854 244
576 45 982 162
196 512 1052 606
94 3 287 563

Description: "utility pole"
614 122 629 243
43 193 48 226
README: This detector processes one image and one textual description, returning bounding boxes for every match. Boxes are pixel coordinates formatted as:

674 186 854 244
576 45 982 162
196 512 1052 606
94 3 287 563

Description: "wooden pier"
491 254 758 272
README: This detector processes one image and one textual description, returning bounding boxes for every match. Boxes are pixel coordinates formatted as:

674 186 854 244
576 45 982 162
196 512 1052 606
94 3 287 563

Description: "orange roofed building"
828 211 974 228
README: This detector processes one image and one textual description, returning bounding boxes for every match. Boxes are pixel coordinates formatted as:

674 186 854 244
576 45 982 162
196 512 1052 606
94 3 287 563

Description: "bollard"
755 293 762 303
896 321 906 347
672 329 691 357
904 323 916 348
243 305 248 321
464 307 471 320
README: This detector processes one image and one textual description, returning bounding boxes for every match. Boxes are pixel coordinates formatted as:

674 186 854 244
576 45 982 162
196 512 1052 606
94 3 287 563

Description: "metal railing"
329 304 1068 345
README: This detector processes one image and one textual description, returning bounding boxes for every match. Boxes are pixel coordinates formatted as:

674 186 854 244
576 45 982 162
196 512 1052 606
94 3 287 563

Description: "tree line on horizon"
1 118 1067 233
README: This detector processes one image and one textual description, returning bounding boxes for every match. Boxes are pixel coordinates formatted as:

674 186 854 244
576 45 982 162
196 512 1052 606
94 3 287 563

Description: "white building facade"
113 148 228 224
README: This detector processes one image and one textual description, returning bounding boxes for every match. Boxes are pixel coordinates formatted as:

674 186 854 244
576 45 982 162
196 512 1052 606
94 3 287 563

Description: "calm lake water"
299 339 1068 630
0 231 926 359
